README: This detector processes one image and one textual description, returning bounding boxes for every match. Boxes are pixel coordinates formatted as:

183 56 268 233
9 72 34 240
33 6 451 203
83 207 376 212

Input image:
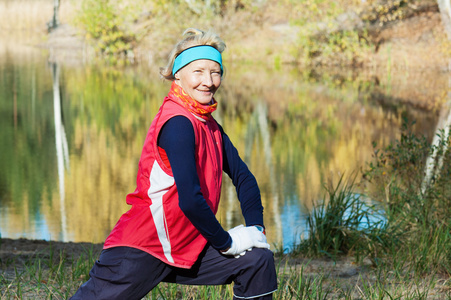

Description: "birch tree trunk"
438 0 451 40
421 0 451 194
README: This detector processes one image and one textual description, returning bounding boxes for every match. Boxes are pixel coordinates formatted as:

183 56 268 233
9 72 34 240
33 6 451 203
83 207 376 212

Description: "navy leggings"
70 245 277 300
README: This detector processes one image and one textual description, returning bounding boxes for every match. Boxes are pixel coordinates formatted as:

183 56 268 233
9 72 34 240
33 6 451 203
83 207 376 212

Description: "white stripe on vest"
148 160 175 263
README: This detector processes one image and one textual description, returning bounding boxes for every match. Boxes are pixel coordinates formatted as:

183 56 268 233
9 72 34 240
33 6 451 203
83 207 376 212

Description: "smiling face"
174 59 222 105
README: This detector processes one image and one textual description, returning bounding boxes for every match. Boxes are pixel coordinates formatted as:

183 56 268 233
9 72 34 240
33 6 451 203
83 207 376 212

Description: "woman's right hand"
221 225 270 258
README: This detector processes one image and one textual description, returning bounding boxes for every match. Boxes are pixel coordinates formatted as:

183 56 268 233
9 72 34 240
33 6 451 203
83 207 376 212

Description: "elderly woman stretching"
71 28 277 300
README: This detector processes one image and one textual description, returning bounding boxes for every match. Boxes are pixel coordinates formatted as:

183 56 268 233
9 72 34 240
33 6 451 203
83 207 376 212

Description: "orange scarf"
168 82 218 121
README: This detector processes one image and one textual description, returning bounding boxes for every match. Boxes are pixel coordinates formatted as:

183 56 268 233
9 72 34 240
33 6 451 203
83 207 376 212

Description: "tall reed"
295 175 395 263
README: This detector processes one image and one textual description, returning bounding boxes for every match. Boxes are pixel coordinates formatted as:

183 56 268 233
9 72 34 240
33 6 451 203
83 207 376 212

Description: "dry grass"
0 0 77 41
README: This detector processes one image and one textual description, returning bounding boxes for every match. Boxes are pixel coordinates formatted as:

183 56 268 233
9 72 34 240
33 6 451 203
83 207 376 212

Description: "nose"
202 73 213 87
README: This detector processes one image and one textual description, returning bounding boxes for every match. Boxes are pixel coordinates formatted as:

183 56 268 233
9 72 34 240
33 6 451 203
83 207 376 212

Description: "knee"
241 248 275 269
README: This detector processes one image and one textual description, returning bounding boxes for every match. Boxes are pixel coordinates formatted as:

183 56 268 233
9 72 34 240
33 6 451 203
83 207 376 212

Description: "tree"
47 0 60 32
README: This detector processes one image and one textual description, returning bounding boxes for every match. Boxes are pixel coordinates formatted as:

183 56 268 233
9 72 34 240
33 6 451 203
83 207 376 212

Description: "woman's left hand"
221 225 270 258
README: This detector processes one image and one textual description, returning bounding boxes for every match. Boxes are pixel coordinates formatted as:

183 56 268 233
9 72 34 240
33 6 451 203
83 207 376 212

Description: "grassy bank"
0 239 448 299
1 122 451 298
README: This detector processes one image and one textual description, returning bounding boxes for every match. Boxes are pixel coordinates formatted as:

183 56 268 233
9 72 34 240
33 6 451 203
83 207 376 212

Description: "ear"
174 77 181 87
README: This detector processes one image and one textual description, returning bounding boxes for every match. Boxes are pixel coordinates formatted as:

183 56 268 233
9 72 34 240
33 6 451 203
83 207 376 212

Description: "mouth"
197 89 213 95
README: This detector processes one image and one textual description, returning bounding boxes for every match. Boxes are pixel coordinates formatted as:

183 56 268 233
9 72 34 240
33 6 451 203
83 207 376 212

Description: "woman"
71 28 277 300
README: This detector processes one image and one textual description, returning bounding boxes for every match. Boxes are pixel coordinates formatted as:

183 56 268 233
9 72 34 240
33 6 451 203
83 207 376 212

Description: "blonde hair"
160 28 226 80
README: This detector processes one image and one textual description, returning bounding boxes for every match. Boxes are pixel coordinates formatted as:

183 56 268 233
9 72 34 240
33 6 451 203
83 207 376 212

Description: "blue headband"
172 45 223 75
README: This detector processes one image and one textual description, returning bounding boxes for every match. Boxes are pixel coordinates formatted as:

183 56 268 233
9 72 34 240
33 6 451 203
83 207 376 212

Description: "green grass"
0 244 97 299
1 242 449 299
294 174 396 264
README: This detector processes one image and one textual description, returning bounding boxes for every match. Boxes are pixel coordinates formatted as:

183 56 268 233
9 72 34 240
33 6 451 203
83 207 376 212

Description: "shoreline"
2 236 450 299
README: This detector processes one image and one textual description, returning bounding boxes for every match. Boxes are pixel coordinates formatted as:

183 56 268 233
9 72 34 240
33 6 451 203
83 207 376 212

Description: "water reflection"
0 44 443 250
52 62 70 241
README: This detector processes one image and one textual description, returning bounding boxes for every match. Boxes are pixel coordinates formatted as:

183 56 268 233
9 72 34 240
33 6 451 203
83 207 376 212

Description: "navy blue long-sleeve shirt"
158 115 264 250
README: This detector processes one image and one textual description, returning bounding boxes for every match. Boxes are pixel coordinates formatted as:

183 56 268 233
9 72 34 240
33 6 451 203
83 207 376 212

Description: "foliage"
296 27 371 67
285 120 451 295
73 0 269 61
363 120 451 225
70 0 437 65
287 0 437 66
150 0 244 16
364 120 429 212
361 0 425 27
74 0 140 59
363 120 451 275
289 0 352 25
288 0 372 67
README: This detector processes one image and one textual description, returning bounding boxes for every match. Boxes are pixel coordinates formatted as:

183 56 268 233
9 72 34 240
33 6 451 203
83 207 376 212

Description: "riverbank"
1 237 449 299
2 0 446 72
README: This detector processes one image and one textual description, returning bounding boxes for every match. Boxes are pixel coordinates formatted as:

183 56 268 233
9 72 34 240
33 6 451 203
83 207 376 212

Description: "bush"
363 120 451 274
75 0 138 59
364 120 451 227
297 28 370 67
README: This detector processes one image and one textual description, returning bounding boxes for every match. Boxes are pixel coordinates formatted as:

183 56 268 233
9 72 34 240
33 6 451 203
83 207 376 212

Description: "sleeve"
158 115 232 250
218 124 265 228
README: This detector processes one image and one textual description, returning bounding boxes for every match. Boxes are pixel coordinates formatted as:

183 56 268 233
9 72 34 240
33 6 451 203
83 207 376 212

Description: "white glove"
222 225 270 258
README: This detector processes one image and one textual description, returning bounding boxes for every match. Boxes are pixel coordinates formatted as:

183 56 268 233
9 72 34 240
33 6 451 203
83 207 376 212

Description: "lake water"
0 43 445 252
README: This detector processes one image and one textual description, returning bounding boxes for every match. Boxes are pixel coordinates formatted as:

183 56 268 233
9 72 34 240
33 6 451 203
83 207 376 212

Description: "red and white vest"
103 94 223 269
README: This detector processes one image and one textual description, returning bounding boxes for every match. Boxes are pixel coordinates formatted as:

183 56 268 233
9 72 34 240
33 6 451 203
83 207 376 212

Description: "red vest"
103 95 223 268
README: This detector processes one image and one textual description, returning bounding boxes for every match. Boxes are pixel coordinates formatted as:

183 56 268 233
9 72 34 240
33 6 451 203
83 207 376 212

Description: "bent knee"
242 248 274 266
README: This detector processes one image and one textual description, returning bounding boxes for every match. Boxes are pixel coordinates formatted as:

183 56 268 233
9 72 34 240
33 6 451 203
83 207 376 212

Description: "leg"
70 247 172 300
166 245 278 299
